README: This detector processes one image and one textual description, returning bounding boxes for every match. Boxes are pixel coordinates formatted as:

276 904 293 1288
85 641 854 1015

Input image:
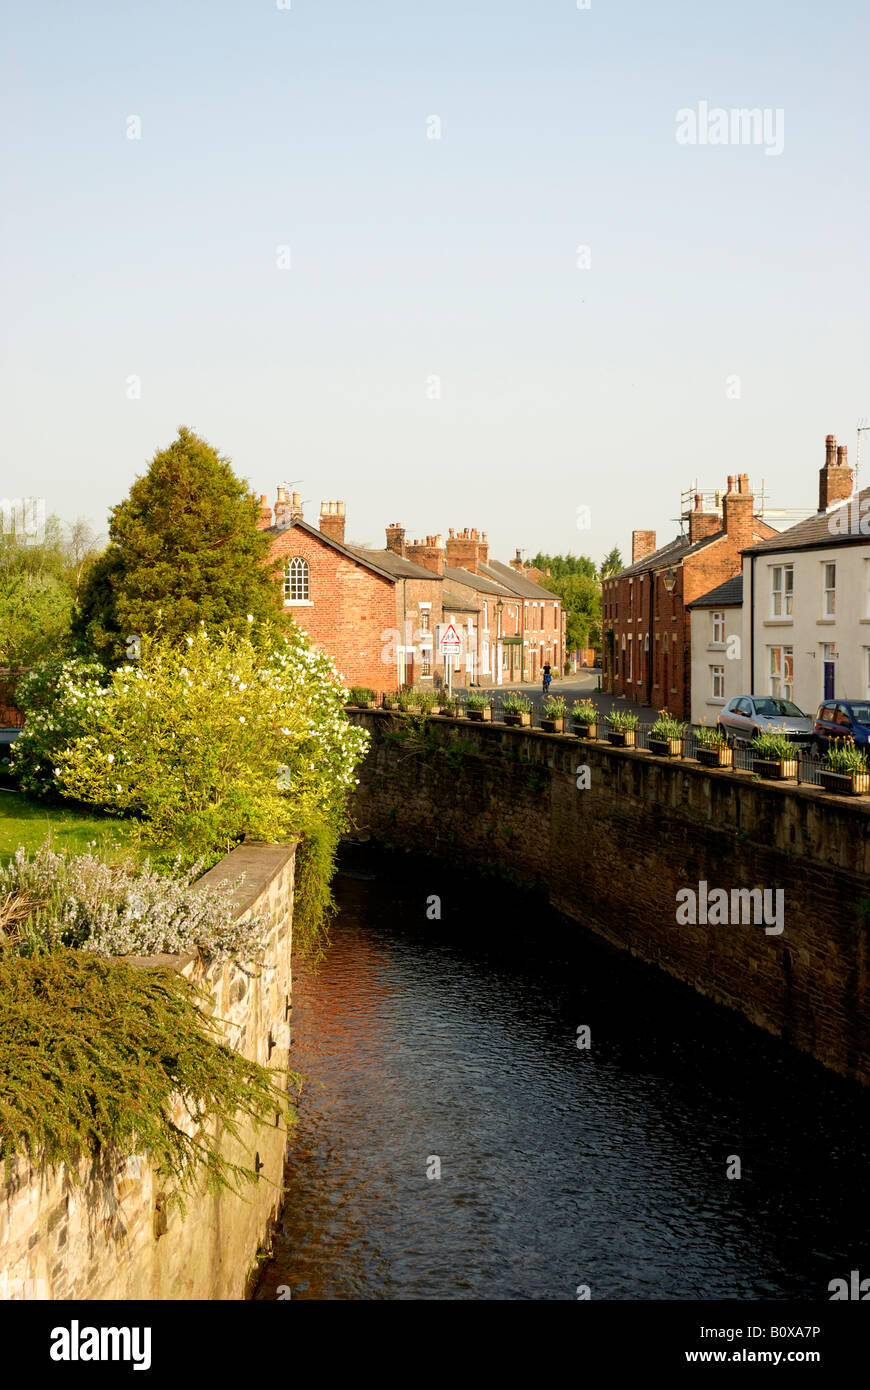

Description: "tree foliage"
74 427 284 660
0 518 97 670
525 552 602 649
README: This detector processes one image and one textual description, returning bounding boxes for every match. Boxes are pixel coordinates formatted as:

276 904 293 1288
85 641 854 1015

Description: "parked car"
812 700 870 754
717 695 814 746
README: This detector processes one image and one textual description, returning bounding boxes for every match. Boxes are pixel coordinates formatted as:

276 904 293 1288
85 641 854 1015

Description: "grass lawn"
0 791 137 864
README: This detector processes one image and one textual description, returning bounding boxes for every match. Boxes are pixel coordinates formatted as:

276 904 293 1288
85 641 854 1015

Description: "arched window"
283 557 310 602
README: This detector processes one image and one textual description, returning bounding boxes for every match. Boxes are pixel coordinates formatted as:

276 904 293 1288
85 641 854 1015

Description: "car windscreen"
846 704 870 726
753 699 806 718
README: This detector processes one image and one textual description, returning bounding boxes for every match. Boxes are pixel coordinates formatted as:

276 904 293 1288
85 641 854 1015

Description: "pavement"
472 671 661 721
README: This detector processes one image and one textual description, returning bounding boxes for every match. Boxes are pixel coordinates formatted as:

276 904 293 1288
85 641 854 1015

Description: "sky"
1 0 868 565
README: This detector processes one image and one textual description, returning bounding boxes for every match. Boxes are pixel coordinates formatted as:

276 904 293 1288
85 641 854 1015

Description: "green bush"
347 686 375 705
0 951 288 1208
10 657 112 798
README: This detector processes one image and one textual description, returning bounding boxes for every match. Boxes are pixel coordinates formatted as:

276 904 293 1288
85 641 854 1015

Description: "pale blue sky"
1 0 867 562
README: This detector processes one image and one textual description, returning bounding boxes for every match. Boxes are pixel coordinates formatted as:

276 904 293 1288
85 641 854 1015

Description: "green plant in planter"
542 697 568 720
417 690 440 714
605 709 638 731
695 721 728 748
348 686 375 706
397 687 422 711
465 691 488 711
650 710 688 740
750 730 795 761
823 738 868 774
571 700 598 726
440 694 460 715
502 693 533 715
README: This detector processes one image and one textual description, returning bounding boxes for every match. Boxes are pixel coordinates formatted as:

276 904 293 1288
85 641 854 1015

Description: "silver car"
716 695 814 746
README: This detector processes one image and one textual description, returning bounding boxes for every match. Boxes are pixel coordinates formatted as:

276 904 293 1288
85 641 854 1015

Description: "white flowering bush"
10 657 112 797
0 843 265 964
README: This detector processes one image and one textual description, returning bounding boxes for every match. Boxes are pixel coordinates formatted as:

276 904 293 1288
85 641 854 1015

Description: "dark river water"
253 847 870 1302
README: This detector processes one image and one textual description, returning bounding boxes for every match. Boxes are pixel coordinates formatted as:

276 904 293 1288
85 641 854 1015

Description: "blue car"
813 700 870 754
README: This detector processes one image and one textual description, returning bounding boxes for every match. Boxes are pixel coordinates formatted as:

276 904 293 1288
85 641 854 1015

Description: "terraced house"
602 475 777 720
257 490 564 692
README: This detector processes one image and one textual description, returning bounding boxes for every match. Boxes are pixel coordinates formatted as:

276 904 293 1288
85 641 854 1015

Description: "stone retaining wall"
0 841 295 1300
348 712 870 1085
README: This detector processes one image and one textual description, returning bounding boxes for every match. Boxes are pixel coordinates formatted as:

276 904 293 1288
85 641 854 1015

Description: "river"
253 846 870 1301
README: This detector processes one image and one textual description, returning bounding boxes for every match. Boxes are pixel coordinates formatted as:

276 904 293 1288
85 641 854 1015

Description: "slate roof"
687 575 743 609
614 532 718 580
479 559 562 601
442 565 513 596
267 519 398 583
346 544 438 580
743 488 870 554
441 588 478 613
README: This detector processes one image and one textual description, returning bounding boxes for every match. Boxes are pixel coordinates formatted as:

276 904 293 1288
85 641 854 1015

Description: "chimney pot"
826 434 837 468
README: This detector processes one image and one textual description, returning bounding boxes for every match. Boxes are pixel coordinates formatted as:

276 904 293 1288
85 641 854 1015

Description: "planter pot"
540 717 565 733
429 705 443 716
608 729 636 747
466 707 492 722
573 722 598 738
696 744 733 768
820 769 870 796
399 705 422 715
503 712 532 727
752 757 798 780
649 736 684 758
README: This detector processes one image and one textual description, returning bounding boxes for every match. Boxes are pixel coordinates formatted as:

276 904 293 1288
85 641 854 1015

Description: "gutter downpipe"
749 554 755 695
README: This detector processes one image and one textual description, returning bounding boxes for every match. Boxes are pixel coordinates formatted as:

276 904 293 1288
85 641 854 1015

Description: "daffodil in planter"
502 693 533 727
694 721 733 768
571 699 599 738
604 708 638 747
540 696 568 733
820 738 870 796
649 710 687 758
750 730 798 780
465 691 492 722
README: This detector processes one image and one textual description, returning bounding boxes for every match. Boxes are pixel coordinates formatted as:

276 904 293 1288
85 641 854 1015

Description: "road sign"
437 622 462 655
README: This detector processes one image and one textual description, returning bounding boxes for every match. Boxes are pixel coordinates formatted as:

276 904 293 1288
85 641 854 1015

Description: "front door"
824 661 835 699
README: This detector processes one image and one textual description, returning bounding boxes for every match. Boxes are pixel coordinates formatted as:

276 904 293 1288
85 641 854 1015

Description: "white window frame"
770 564 793 618
283 556 311 604
711 665 725 700
822 561 836 617
711 610 725 645
769 644 794 701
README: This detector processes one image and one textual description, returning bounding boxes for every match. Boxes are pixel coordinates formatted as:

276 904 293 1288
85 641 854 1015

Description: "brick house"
259 488 565 691
601 475 777 719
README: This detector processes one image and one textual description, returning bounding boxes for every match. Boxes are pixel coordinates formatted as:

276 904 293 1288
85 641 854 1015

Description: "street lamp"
662 568 678 593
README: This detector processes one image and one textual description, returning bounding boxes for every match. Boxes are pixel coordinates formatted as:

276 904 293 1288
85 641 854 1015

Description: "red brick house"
258 488 565 691
601 475 777 719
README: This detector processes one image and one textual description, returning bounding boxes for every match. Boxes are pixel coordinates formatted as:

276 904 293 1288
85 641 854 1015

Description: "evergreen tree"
599 546 624 577
75 428 283 659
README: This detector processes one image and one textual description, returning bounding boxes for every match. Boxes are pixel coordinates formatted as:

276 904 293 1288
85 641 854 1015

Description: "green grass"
0 791 136 865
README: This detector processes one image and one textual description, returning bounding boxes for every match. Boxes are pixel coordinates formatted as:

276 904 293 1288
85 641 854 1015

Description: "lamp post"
496 598 504 685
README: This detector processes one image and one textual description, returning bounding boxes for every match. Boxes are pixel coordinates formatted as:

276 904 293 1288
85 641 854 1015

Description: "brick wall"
0 843 295 1301
269 526 397 692
348 713 870 1085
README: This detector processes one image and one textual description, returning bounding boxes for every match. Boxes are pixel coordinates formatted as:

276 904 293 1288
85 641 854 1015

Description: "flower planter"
466 707 492 722
696 744 733 768
819 769 870 796
399 705 422 715
752 757 798 780
573 722 598 739
503 712 532 728
607 729 636 747
540 717 565 733
429 705 443 716
649 736 684 758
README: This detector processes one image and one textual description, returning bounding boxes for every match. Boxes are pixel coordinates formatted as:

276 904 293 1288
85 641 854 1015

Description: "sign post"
437 622 462 697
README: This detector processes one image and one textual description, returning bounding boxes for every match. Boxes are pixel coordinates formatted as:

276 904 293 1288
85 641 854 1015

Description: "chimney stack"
631 530 656 564
722 473 754 551
688 494 719 544
445 526 488 574
819 434 853 512
385 523 406 557
510 547 524 573
405 533 444 576
256 492 273 530
319 500 346 546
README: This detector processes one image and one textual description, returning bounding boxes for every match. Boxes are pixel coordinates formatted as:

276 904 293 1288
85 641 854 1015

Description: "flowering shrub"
0 843 267 964
822 738 868 775
10 657 112 797
650 710 688 740
571 699 598 725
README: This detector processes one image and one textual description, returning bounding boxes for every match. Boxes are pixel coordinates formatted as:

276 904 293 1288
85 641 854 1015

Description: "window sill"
763 619 793 626
706 644 727 652
284 599 313 607
816 618 836 625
